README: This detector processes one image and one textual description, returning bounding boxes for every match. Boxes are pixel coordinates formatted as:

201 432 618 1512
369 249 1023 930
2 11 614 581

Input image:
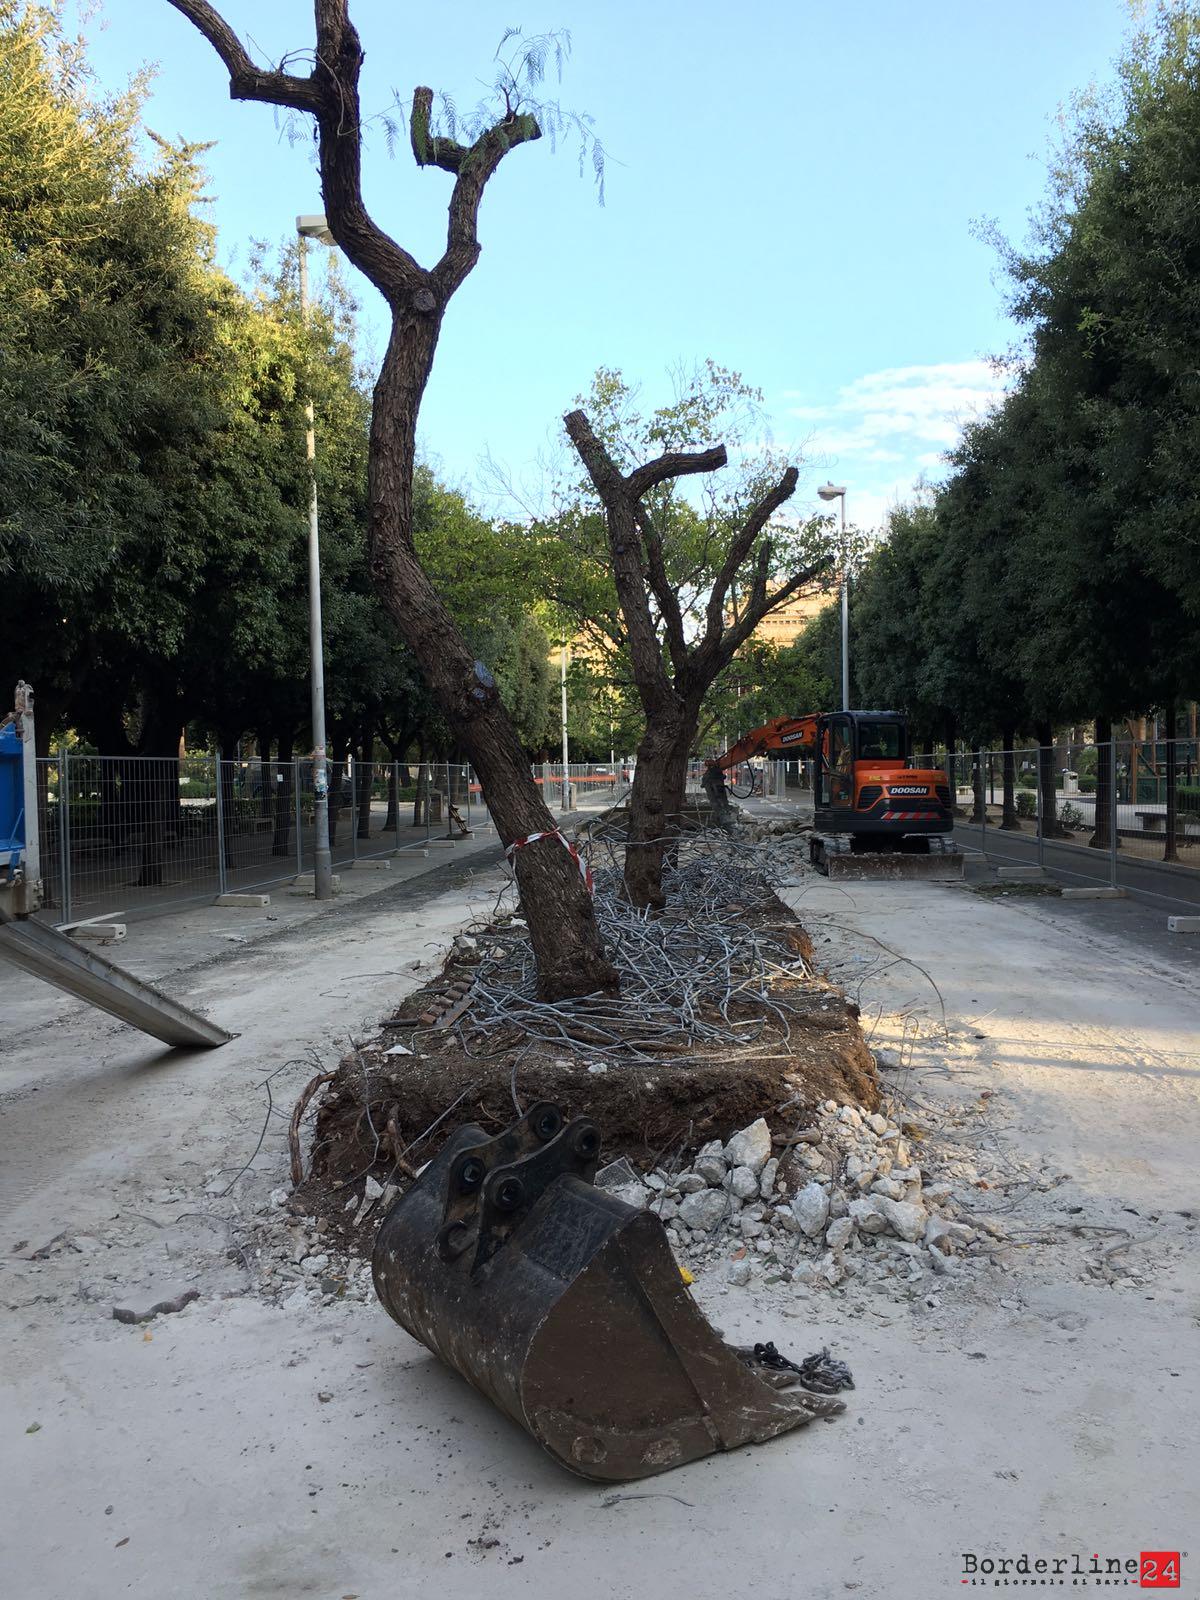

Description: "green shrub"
1016 791 1037 819
1059 801 1086 830
1079 775 1096 793
1180 784 1200 816
1017 772 1037 789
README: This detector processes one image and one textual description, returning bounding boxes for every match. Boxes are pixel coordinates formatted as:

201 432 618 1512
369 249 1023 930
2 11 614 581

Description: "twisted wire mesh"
450 833 816 1066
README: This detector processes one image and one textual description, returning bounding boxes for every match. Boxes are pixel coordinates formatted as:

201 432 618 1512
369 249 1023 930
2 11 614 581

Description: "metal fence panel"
951 739 1200 901
29 755 642 926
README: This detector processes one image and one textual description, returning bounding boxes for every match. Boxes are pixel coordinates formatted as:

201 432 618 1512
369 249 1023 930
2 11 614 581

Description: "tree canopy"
847 3 1200 745
0 2 557 764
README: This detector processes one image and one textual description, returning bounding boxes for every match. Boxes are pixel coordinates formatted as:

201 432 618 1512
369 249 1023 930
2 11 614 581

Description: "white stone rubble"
628 1099 1008 1298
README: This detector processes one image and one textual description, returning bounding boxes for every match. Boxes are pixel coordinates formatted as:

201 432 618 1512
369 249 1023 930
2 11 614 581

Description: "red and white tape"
504 829 594 894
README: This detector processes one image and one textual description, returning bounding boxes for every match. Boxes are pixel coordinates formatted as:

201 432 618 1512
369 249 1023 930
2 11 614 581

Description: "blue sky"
81 0 1135 529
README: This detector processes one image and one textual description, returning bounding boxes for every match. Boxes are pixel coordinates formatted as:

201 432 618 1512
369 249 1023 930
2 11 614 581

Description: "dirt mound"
301 965 873 1249
294 842 877 1248
311 1020 872 1186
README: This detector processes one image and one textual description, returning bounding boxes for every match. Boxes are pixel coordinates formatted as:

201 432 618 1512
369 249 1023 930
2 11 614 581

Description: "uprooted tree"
168 0 616 999
563 398 836 909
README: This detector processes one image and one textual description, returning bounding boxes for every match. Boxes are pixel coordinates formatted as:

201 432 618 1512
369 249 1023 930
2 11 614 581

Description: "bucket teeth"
373 1106 847 1482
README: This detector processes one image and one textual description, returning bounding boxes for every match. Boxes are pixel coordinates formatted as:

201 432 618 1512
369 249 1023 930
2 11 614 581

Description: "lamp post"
818 481 850 712
297 213 336 900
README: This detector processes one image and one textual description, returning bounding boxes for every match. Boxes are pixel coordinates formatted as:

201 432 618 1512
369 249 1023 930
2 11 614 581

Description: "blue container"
0 722 25 864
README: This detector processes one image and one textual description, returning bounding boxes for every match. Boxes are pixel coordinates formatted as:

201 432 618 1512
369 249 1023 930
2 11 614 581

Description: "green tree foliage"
0 5 555 762
702 631 834 749
853 4 1200 743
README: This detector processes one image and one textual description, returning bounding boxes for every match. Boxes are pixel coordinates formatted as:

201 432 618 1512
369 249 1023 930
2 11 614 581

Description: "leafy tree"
563 365 838 906
700 633 834 752
0 3 223 746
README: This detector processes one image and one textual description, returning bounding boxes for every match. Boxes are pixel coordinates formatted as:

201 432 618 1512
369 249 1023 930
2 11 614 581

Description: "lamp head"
817 482 847 502
296 214 336 246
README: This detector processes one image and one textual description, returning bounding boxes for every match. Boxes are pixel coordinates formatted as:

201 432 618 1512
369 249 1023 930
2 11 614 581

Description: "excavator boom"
710 715 820 770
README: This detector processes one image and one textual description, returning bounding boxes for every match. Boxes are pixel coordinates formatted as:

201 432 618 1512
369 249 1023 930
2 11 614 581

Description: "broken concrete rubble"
723 1118 772 1176
644 1098 1001 1298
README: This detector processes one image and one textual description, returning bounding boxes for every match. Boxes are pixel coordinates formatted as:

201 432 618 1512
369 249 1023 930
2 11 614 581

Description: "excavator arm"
707 715 820 771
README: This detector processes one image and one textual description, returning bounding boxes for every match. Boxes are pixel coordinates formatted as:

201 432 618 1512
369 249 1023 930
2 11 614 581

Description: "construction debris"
611 1101 1008 1295
111 1289 200 1325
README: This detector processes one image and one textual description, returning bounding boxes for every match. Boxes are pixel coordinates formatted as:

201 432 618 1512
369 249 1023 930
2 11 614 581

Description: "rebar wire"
449 835 819 1066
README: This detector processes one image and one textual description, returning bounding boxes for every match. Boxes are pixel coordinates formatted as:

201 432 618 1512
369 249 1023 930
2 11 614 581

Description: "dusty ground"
1 836 1198 1599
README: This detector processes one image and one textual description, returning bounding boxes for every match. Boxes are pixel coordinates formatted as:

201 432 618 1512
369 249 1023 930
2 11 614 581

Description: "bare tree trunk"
256 729 274 818
1000 732 1019 830
327 737 346 848
661 734 694 872
1036 722 1065 838
626 715 685 910
217 749 236 871
971 747 985 824
356 727 374 840
367 333 616 996
136 757 173 887
1164 702 1178 863
385 762 398 832
943 717 964 816
1088 716 1111 849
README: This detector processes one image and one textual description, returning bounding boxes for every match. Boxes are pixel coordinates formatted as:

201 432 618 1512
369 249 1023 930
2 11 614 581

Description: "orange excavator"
704 710 960 877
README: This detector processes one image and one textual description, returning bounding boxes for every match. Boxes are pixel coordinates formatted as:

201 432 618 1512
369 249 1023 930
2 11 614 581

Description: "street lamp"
818 481 850 712
297 213 336 899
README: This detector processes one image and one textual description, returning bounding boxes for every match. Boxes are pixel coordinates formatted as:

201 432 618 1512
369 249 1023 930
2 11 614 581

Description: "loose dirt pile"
295 840 876 1250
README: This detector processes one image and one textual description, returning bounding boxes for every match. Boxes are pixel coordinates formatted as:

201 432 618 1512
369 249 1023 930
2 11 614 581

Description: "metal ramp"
0 681 230 1051
0 909 230 1049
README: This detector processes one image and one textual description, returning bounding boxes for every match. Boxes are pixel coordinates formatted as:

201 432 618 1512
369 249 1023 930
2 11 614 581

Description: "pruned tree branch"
434 111 542 297
700 465 799 654
634 504 689 680
717 558 835 663
562 407 624 499
166 0 321 110
564 408 678 720
627 444 727 501
409 86 465 171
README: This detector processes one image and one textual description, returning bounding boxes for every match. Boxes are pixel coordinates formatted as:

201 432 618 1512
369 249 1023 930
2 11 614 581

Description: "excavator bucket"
372 1104 845 1482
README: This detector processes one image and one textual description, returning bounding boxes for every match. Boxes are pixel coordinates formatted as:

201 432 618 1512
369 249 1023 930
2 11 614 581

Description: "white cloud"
780 359 1010 531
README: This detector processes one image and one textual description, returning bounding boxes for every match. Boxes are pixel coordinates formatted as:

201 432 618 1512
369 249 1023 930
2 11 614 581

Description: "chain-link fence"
32 753 631 925
948 738 1200 896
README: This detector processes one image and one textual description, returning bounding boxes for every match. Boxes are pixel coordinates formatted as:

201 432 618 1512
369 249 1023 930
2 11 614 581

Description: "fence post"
58 747 72 924
980 749 988 861
294 760 303 876
1036 748 1045 870
350 758 358 861
1109 736 1118 890
214 751 228 895
464 763 472 832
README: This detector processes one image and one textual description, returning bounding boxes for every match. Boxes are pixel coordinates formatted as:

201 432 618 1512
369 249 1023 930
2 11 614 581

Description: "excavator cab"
814 711 950 846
